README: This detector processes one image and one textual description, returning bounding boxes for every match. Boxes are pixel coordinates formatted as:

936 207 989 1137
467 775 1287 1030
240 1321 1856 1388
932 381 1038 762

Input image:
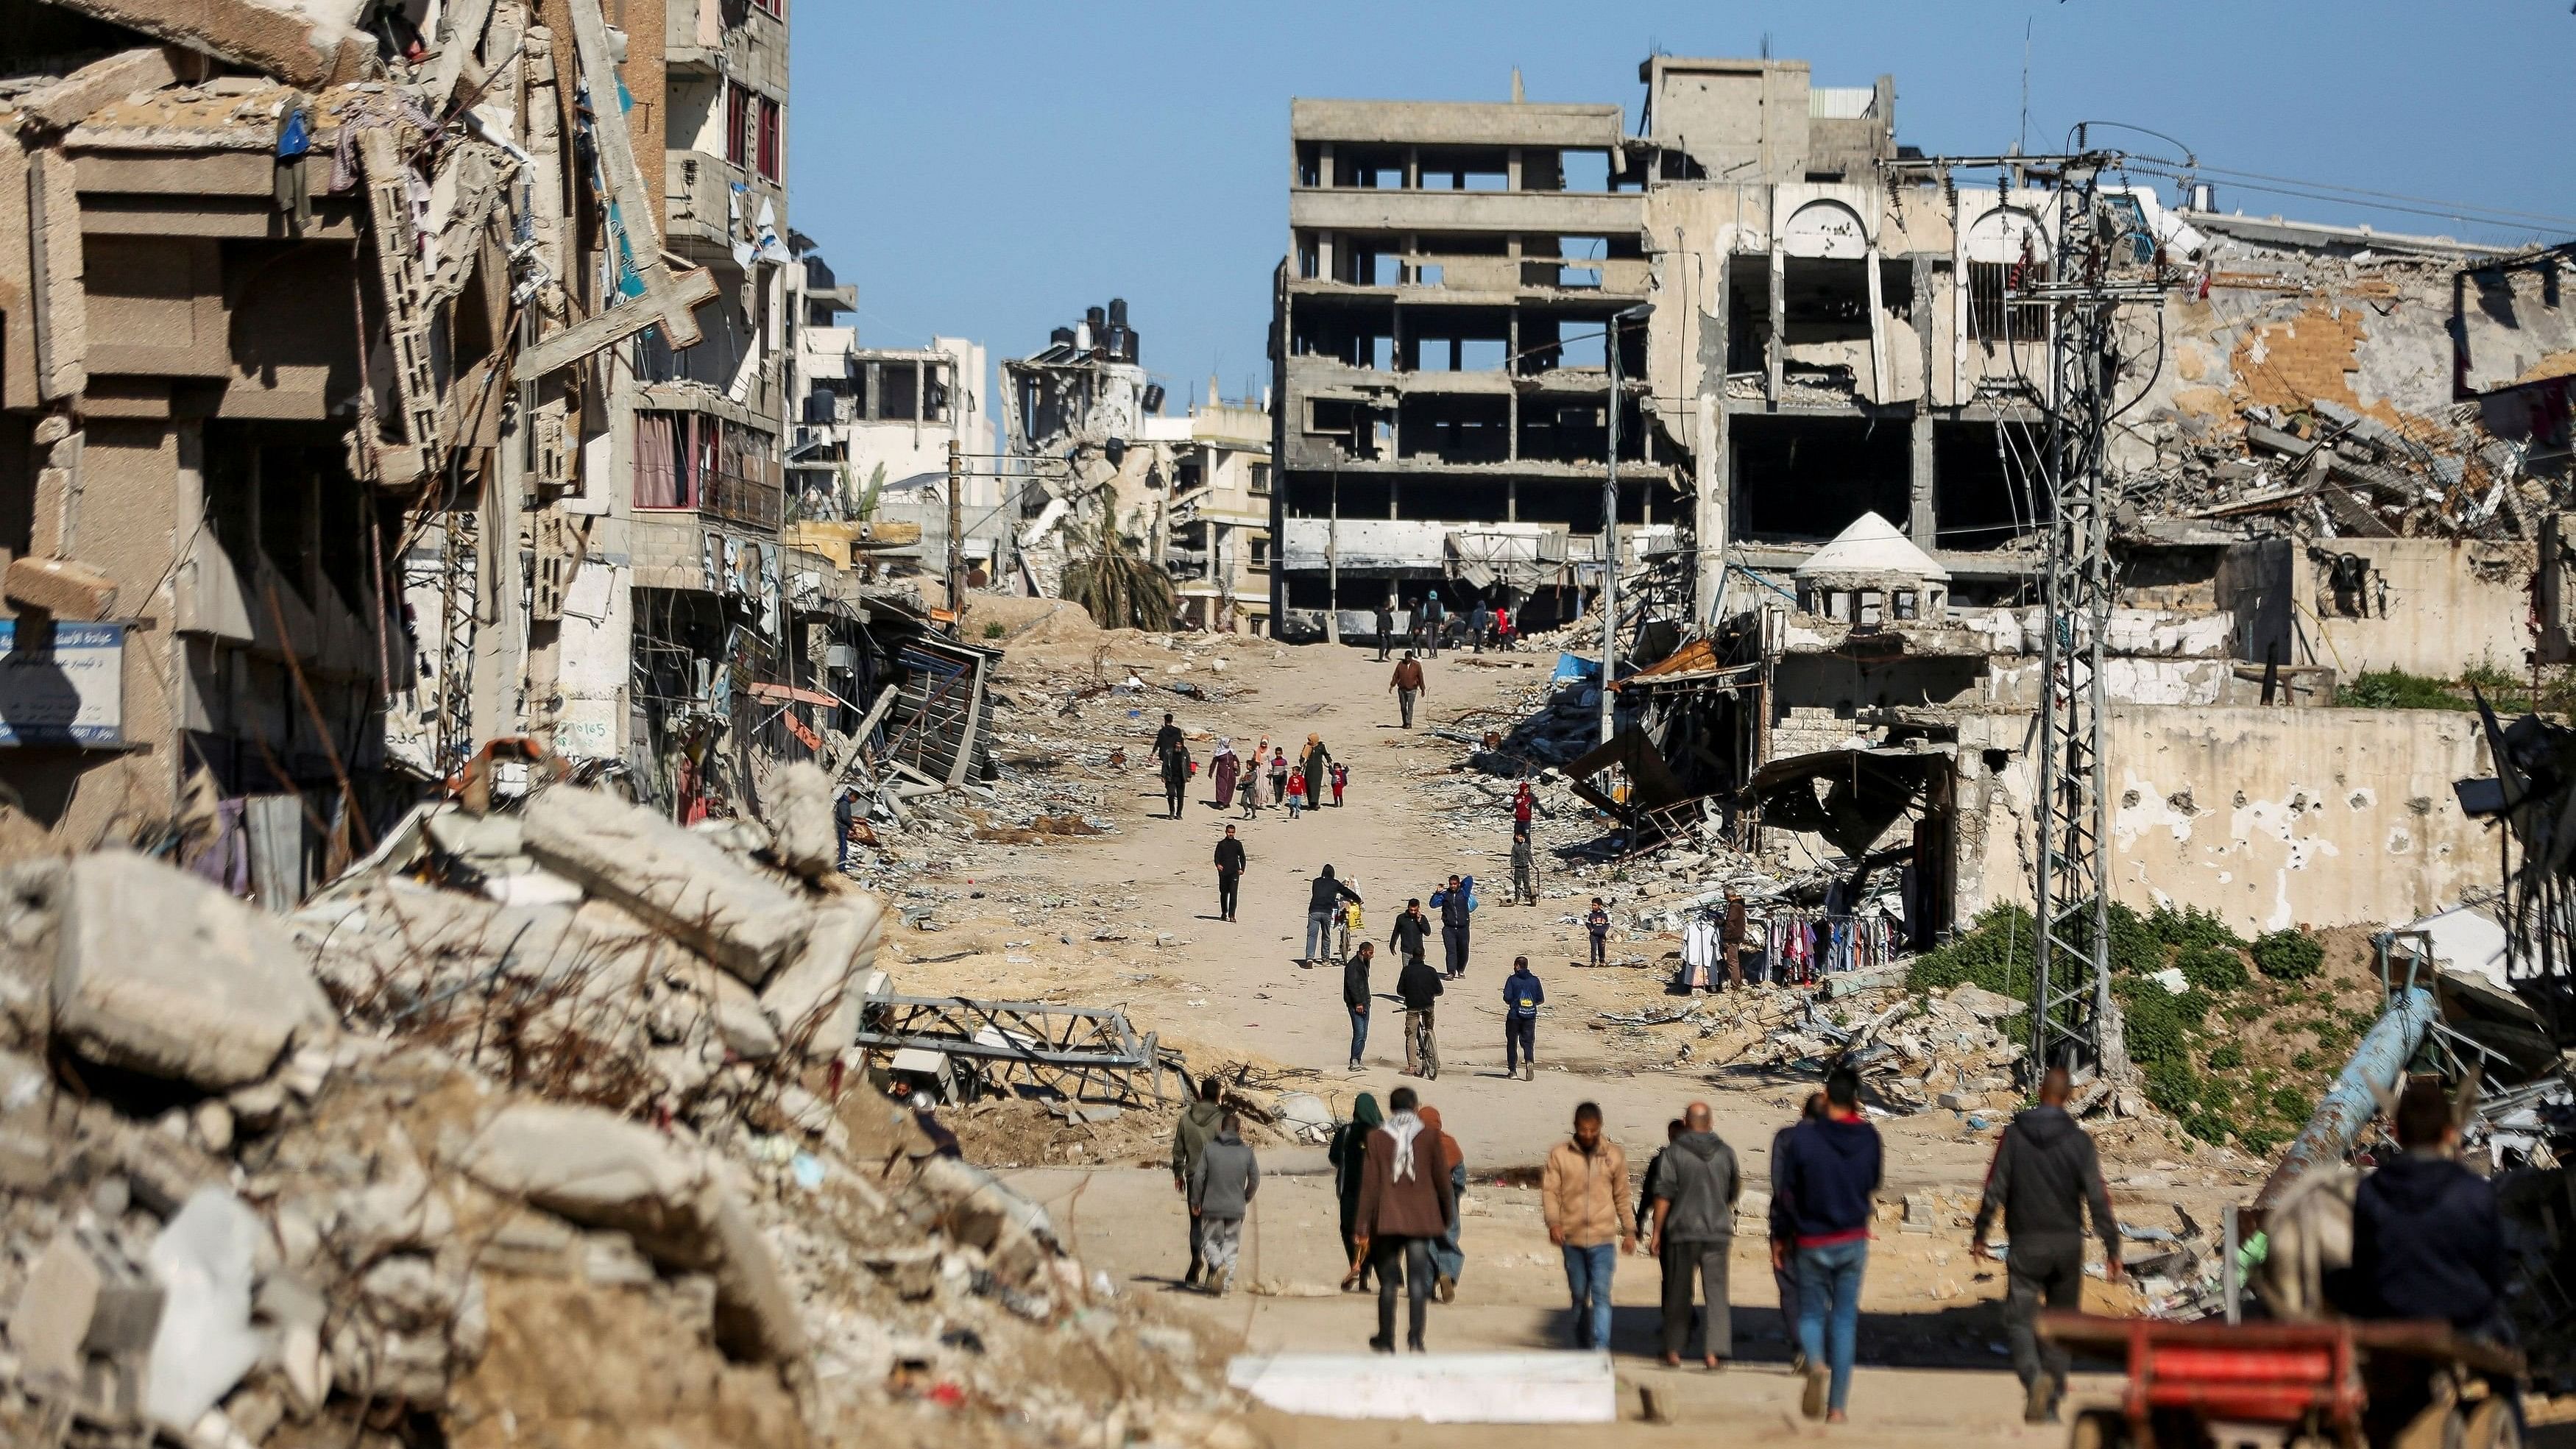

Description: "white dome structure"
1791 512 1948 623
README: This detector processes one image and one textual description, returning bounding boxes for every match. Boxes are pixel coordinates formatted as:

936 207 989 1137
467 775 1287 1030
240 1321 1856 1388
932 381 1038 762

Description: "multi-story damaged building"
1157 386 1273 635
1002 300 1181 611
1304 54 2572 939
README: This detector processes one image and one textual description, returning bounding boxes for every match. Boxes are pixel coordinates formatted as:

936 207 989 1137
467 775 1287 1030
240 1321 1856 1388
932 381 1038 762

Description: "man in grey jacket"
1172 1077 1226 1288
1651 1100 1741 1368
1189 1112 1261 1296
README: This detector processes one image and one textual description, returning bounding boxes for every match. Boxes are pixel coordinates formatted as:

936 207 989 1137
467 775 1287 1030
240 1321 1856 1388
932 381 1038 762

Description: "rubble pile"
0 779 1252 1449
1590 982 2025 1109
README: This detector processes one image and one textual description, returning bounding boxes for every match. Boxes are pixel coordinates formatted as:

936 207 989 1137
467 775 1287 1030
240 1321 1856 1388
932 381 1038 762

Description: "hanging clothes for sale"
1680 913 1718 991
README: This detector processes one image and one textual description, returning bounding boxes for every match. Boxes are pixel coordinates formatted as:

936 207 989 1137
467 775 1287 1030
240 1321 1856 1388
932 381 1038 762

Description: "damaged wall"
1952 705 2494 936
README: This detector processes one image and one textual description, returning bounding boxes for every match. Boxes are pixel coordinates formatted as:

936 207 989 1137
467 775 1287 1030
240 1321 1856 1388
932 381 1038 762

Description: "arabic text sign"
0 621 124 746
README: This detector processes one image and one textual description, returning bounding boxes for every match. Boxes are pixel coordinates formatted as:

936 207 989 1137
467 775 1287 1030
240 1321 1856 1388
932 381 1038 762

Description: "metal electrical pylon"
2024 149 2169 1078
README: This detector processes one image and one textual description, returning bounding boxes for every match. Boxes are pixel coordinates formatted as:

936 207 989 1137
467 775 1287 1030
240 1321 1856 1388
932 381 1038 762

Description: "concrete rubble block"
904 1154 1060 1288
53 851 336 1091
758 895 886 1060
1902 1190 1937 1234
456 1100 805 1363
43 0 378 90
702 969 781 1060
4 555 117 619
144 1187 265 1434
519 785 814 985
767 761 838 880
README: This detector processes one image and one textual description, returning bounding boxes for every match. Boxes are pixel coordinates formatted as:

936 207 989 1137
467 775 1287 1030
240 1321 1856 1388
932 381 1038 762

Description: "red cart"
2040 1312 2522 1449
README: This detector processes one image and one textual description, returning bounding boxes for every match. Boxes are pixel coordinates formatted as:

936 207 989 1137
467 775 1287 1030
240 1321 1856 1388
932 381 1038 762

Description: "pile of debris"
1591 982 2025 1113
0 770 1250 1449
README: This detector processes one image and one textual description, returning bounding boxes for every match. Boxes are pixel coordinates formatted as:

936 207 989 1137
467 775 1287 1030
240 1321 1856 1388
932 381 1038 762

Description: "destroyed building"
1317 55 2569 940
1000 298 1182 609
1157 384 1273 635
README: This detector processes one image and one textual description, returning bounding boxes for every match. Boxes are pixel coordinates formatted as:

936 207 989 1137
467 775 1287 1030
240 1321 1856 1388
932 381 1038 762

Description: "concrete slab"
1225 1350 1616 1423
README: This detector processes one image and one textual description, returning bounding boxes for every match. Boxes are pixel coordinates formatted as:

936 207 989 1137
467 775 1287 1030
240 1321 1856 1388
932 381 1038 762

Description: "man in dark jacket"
832 787 858 871
1305 865 1362 965
1354 1086 1457 1353
1161 737 1192 819
1395 950 1444 1078
1775 1067 1882 1423
1972 1067 2123 1422
1502 957 1545 1080
1213 826 1247 922
1374 600 1395 662
1653 1101 1741 1368
1771 1093 1828 1373
1152 712 1183 767
1434 874 1473 979
1388 898 1432 970
1342 943 1376 1070
1171 1076 1227 1287
2348 1078 2507 1338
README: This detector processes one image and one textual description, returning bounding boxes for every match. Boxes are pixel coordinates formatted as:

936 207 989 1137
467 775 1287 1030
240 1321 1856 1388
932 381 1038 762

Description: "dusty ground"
861 628 2265 1439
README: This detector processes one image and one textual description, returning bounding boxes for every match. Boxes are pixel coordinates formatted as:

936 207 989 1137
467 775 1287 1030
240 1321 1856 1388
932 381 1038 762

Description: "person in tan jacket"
1354 1085 1457 1353
1541 1100 1636 1350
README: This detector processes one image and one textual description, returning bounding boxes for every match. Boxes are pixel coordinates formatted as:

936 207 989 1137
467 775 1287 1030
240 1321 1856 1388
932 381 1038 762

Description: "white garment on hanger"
1681 915 1717 988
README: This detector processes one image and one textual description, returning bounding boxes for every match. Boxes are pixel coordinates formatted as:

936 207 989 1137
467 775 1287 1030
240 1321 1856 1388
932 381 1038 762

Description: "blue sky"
787 1 2575 411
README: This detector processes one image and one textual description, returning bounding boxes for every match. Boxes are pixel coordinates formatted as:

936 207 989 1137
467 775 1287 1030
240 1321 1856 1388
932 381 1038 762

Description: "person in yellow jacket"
1540 1101 1636 1350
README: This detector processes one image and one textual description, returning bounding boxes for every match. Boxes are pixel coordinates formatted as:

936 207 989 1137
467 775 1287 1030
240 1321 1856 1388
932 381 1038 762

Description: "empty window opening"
1731 415 1911 543
1932 420 2047 550
1560 149 1611 193
1399 396 1510 463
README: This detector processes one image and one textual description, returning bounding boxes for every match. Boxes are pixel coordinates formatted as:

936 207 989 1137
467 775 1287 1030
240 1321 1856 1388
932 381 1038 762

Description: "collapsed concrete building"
0 0 999 902
1298 56 2572 937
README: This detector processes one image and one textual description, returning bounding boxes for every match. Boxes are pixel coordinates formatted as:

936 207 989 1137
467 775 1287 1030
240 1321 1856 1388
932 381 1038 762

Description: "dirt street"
870 626 2261 1437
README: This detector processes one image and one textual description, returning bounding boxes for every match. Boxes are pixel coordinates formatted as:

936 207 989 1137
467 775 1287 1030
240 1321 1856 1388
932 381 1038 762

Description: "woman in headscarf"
1330 1092 1383 1292
1209 738 1239 808
1303 734 1332 804
1418 1105 1468 1301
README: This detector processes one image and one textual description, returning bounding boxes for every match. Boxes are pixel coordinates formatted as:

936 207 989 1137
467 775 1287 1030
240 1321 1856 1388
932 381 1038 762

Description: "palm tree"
1060 499 1175 631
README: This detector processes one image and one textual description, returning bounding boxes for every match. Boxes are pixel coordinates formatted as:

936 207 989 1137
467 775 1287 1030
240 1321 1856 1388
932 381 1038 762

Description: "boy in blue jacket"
1501 957 1545 1080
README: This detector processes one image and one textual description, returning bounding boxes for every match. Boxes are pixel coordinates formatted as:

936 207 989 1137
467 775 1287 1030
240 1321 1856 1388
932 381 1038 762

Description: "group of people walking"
1329 1085 1471 1353
1371 592 1516 663
1163 719 1347 821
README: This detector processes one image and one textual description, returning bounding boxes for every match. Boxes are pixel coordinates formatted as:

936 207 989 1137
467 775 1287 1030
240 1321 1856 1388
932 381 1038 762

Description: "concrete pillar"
1694 254 1732 626
1864 241 1889 402
1766 244 1785 405
1909 407 1936 551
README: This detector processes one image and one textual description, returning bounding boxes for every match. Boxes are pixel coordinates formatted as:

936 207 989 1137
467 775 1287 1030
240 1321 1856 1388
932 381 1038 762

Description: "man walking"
1388 898 1432 974
1776 1066 1882 1423
1354 1085 1457 1353
1972 1066 2123 1423
1170 1076 1226 1289
1772 1093 1828 1373
1468 598 1490 653
1395 945 1443 1078
1511 821 1539 906
1305 865 1362 966
1434 874 1473 979
1388 650 1426 729
1213 826 1246 922
1342 942 1376 1070
1161 736 1192 820
1652 1102 1741 1370
1188 1110 1259 1296
1420 589 1445 659
1375 599 1395 662
1541 1102 1635 1351
2345 1079 2508 1334
1502 956 1544 1080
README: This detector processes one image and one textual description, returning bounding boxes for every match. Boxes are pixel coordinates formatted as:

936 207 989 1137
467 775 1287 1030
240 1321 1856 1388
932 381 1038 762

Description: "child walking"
1331 761 1349 807
1586 898 1611 967
1287 768 1308 818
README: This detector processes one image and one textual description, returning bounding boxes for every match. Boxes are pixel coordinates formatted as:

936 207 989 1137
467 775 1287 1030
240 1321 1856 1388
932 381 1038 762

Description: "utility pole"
946 435 965 631
1599 302 1652 743
2023 141 2164 1083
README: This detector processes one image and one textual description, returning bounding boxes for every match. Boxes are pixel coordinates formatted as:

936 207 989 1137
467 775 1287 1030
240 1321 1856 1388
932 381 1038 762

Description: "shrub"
982 620 1008 640
2144 1059 2198 1114
2121 988 2190 1067
2207 1042 2244 1070
2151 903 2247 953
2252 929 2324 981
2172 990 2213 1028
2338 668 2472 711
1908 904 2037 996
2237 1124 2285 1155
2271 1087 2315 1123
2178 946 2250 993
2291 1049 2318 1071
2198 1076 2237 1111
2224 1001 2268 1024
2182 1113 2231 1145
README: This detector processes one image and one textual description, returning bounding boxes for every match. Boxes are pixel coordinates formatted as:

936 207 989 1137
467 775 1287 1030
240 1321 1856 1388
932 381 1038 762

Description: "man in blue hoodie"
1774 1066 1881 1423
1501 957 1544 1081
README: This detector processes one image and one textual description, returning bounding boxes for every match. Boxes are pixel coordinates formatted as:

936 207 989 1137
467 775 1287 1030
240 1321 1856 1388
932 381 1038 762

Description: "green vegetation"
982 621 1008 640
2337 667 2480 711
1907 904 2037 996
2149 903 2246 953
2207 1042 2244 1070
2178 945 2251 993
2252 929 2324 981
